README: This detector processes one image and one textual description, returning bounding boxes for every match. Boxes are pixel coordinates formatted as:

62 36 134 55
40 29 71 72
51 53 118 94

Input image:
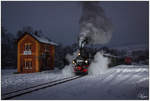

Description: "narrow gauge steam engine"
72 49 90 75
72 39 90 75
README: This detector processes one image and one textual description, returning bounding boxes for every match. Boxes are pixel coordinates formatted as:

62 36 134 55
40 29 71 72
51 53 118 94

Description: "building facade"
17 33 57 73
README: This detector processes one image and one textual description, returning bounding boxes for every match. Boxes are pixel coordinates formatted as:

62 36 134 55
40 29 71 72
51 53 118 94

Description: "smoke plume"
79 2 113 47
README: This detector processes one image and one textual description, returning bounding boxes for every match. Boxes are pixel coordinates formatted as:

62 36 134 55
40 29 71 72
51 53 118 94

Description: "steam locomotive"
72 51 90 75
72 39 90 75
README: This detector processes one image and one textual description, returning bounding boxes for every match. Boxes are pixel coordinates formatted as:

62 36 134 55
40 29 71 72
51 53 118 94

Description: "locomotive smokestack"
79 1 113 47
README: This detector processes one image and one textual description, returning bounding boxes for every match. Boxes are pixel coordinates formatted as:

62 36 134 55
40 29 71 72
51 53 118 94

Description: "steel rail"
2 75 83 100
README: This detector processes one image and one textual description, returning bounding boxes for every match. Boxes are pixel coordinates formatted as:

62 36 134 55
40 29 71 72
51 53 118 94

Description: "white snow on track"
1 68 70 95
8 65 149 100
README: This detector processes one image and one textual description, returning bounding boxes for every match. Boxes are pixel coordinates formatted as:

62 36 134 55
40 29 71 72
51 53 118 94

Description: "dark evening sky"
2 1 149 47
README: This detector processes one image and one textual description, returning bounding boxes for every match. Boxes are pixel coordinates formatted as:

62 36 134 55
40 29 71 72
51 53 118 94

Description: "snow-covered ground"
1 68 70 95
4 65 148 100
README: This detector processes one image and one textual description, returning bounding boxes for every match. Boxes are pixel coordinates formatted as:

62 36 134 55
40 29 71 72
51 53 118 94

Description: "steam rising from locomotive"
79 2 113 48
73 2 113 75
63 2 113 76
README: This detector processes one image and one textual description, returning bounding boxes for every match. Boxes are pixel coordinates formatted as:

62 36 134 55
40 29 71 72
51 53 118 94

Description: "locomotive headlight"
78 52 80 56
85 60 88 63
72 60 75 64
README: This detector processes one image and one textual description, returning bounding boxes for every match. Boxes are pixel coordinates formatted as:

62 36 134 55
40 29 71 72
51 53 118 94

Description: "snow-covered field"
2 65 148 100
1 68 70 95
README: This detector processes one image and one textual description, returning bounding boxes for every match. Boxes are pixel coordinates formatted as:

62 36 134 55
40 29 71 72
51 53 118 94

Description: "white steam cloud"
88 51 110 75
62 50 79 77
79 2 113 47
62 50 110 76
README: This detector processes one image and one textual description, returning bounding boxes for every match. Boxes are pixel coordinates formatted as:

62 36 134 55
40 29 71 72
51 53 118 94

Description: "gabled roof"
17 33 58 46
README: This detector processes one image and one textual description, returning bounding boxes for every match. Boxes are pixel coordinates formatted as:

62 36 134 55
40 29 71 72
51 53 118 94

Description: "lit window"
28 61 32 69
24 61 28 69
24 43 32 55
24 59 32 69
25 43 31 51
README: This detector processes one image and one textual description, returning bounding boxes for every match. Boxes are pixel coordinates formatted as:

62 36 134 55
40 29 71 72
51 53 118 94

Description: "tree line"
1 26 149 69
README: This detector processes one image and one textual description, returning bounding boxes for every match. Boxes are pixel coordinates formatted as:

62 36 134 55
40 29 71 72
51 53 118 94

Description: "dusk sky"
2 1 149 47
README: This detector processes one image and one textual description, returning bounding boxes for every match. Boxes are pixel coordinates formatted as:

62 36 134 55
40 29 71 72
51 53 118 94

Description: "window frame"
24 59 32 69
24 43 32 51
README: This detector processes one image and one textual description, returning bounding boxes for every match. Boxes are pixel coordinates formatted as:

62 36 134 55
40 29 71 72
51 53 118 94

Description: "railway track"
2 75 83 100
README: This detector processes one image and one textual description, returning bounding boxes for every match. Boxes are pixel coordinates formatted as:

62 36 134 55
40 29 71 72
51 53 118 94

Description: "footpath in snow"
5 65 149 100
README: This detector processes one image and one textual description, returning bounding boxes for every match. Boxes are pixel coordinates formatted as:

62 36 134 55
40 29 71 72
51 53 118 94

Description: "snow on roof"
32 34 58 46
